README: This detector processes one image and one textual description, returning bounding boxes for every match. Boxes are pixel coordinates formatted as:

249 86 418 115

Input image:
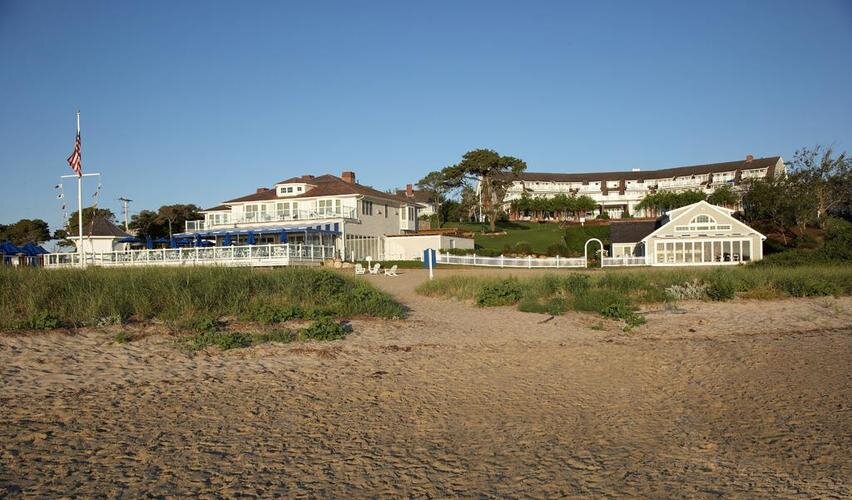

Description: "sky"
1 0 850 232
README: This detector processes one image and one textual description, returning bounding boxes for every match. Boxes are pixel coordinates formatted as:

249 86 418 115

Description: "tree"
636 189 707 216
156 204 201 237
129 204 202 239
441 149 527 232
0 219 50 245
416 171 453 228
787 146 851 227
458 182 479 222
130 210 164 239
741 177 795 245
65 207 116 235
707 185 738 207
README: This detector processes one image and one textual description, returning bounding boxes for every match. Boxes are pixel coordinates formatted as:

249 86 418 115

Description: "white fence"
436 252 587 268
44 243 336 269
602 256 648 267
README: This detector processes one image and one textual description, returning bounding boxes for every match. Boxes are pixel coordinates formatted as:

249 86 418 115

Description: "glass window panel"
742 240 751 261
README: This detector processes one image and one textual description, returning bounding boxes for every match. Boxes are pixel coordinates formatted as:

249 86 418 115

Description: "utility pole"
118 197 133 231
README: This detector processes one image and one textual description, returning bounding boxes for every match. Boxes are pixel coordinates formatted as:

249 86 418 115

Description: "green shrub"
513 242 534 255
774 276 840 297
302 318 351 341
545 243 570 257
600 303 646 330
24 312 61 330
476 280 524 307
572 289 628 312
546 297 568 315
705 271 736 301
252 329 296 344
518 298 549 314
114 331 130 344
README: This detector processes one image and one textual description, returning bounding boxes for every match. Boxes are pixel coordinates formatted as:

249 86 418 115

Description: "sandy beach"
1 268 850 497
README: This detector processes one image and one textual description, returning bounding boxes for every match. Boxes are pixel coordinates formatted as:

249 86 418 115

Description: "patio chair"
369 263 381 275
384 265 399 277
354 263 366 275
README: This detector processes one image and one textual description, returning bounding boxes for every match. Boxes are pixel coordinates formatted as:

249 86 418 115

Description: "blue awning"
173 224 341 238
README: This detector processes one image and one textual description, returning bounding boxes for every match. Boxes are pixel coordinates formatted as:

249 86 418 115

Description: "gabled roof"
81 216 131 238
223 174 412 204
639 201 766 243
517 156 781 183
610 220 661 243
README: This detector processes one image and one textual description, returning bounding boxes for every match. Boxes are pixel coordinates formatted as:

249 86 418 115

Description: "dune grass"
417 264 852 330
0 266 405 331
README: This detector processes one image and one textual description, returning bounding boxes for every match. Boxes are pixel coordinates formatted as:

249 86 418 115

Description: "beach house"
609 200 766 265
179 171 421 260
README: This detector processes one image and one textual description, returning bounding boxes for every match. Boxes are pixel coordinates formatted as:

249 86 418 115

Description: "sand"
1 268 850 497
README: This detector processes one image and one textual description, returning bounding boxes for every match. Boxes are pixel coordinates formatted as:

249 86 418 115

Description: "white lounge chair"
369 263 381 275
354 263 366 275
384 265 399 277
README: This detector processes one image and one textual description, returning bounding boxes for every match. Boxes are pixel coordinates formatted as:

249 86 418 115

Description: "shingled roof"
610 220 661 243
518 156 781 183
85 216 131 238
223 174 412 204
396 188 436 204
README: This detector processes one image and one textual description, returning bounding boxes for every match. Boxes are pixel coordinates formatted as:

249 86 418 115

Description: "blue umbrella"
145 235 154 249
247 230 256 245
279 230 288 243
169 236 177 248
194 234 203 247
223 233 232 246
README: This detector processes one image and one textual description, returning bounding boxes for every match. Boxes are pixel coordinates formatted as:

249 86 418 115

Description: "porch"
44 243 335 269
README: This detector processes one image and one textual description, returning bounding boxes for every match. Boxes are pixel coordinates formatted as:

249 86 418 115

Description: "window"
408 206 416 220
401 205 407 221
385 204 388 218
317 199 341 216
245 204 259 221
276 202 291 219
674 214 732 232
361 200 373 216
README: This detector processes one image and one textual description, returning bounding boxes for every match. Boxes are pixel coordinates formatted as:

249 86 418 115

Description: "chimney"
406 184 414 197
745 154 754 163
256 187 269 194
341 171 356 184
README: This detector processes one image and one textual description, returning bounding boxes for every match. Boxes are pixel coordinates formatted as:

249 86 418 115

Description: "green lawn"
443 221 611 256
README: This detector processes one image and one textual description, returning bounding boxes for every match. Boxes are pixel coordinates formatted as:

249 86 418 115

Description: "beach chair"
369 263 381 275
384 265 399 277
354 263 366 275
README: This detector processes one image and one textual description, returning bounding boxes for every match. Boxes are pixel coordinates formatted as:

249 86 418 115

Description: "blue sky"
1 0 850 231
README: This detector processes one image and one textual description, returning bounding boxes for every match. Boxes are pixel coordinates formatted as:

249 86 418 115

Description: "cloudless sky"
1 0 850 231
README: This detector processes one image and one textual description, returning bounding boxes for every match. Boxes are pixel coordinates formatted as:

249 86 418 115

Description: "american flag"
67 131 82 176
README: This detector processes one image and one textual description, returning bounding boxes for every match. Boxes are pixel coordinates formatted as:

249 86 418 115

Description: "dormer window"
276 183 311 197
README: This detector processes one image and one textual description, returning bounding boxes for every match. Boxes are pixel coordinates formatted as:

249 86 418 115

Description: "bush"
572 289 628 313
513 242 534 255
600 303 646 330
476 279 524 307
545 243 570 257
23 312 61 330
665 280 707 301
775 276 840 297
705 271 736 301
596 212 610 220
302 318 351 341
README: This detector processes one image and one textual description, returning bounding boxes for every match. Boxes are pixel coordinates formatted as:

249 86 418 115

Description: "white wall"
384 235 474 260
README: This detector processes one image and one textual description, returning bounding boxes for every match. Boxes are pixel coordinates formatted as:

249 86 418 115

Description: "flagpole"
76 111 84 268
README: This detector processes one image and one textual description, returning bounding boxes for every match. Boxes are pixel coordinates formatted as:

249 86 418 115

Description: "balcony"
186 208 357 232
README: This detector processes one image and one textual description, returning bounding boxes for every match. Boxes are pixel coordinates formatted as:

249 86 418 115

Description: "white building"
396 184 439 217
610 200 766 265
505 155 784 219
67 216 133 254
180 171 421 260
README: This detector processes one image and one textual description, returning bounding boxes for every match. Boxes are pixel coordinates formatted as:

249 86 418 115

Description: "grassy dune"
0 266 405 331
417 264 852 329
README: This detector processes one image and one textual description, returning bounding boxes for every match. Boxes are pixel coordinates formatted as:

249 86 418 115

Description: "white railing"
602 256 648 267
187 208 356 232
436 251 587 268
43 243 336 269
